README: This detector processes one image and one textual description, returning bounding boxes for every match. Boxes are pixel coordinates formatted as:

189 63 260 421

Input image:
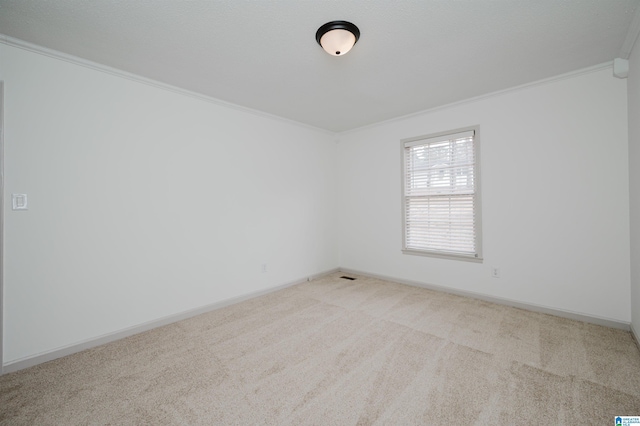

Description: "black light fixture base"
315 20 361 47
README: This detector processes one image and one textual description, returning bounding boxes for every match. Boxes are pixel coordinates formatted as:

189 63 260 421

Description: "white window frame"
401 126 483 262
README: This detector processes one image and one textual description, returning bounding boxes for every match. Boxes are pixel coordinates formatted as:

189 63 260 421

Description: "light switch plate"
12 194 28 210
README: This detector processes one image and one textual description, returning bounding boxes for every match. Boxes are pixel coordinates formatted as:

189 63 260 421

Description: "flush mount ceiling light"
316 21 360 56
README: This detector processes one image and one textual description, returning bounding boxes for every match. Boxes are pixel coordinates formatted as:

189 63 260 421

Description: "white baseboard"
4 266 630 374
632 323 640 352
2 268 339 374
339 267 631 331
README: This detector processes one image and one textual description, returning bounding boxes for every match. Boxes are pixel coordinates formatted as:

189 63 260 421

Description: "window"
401 127 482 261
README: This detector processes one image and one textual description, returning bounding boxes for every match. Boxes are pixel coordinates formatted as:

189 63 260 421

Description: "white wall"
629 37 640 337
0 44 338 364
1 39 634 367
337 67 631 323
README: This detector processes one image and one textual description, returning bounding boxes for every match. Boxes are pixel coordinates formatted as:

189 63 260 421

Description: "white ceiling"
1 0 639 132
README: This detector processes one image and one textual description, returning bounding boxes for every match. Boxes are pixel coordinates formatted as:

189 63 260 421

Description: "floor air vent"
340 276 356 280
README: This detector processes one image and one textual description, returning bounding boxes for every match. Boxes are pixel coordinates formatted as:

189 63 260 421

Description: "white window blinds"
402 129 481 259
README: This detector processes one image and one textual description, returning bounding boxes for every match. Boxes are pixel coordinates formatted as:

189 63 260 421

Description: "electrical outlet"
491 267 500 278
261 263 267 273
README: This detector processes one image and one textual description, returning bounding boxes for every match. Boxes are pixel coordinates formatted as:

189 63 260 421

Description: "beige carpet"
1 272 640 425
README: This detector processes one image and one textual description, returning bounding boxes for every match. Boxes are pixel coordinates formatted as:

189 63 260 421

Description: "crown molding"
0 34 333 136
620 3 640 59
0 34 620 137
338 61 614 136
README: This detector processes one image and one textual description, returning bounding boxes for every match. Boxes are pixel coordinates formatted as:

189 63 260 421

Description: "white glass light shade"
320 29 357 56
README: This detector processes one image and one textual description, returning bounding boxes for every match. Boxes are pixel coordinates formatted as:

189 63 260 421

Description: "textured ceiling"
1 0 639 132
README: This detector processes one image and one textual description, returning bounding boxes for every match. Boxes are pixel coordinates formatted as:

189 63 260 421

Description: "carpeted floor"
1 272 639 425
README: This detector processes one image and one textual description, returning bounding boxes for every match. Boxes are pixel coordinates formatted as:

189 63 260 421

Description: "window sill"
402 249 483 263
